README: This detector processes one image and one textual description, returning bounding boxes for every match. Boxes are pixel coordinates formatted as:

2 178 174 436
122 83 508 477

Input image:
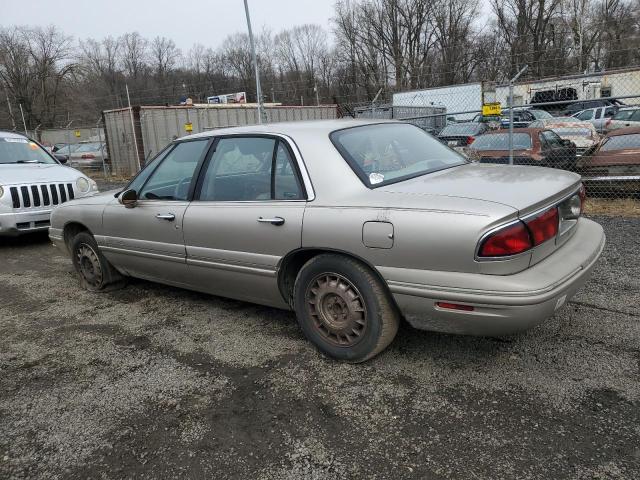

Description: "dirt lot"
1 209 639 479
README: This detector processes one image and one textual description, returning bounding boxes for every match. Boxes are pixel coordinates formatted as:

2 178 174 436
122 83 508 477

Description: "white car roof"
0 130 27 139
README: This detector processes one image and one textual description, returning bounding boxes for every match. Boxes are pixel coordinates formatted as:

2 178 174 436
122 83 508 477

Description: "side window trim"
137 137 213 202
192 133 310 202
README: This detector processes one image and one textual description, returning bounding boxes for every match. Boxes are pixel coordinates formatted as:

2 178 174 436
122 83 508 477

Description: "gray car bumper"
382 218 605 336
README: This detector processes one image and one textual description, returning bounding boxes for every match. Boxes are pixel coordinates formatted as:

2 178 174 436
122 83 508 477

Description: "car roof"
181 118 395 141
606 126 640 137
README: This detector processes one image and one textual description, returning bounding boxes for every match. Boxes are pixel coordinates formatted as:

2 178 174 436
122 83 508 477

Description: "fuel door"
362 221 394 249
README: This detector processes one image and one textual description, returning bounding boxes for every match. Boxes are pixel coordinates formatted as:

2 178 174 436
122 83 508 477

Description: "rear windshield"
74 142 103 152
530 110 553 119
470 133 532 151
330 123 465 187
600 133 640 151
0 137 57 164
439 123 483 136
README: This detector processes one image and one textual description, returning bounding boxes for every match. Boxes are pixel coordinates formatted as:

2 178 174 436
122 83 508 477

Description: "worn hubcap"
306 273 367 347
76 244 103 288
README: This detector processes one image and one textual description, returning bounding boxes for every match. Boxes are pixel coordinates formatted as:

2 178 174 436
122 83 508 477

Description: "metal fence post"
508 65 528 165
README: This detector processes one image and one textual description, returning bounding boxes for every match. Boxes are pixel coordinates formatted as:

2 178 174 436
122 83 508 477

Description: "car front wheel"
71 231 125 292
293 254 400 362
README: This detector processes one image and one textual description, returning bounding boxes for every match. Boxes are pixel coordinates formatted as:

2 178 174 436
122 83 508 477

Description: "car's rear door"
182 135 308 308
101 138 210 286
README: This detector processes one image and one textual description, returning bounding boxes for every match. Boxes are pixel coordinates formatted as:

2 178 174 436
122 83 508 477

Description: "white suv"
0 130 98 236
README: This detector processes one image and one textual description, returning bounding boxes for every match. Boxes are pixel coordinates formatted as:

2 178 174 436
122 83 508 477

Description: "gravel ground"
0 212 638 480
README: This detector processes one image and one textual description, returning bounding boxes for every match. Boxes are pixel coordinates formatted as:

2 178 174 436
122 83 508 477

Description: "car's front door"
101 139 210 286
182 135 307 308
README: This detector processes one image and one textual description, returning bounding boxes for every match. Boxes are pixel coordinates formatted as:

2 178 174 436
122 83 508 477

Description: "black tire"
293 254 400 362
70 231 125 292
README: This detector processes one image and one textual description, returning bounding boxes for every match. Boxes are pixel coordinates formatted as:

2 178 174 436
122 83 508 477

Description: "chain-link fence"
343 69 640 205
34 125 109 176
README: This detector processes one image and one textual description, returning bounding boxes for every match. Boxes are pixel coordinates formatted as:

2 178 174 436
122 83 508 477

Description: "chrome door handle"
257 216 285 226
156 213 175 221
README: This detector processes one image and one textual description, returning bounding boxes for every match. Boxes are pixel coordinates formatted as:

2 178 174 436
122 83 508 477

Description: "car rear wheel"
293 254 400 362
71 231 125 292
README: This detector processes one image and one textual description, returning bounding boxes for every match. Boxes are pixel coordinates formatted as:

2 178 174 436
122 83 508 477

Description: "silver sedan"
49 120 605 362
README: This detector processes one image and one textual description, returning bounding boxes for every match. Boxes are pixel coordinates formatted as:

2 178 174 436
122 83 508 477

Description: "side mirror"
54 154 68 164
119 189 138 208
560 139 574 147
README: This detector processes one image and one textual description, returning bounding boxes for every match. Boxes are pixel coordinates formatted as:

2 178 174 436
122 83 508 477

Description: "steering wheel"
173 176 191 200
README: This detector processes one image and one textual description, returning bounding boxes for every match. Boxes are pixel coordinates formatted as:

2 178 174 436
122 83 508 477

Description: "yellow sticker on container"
74 130 81 137
185 122 193 132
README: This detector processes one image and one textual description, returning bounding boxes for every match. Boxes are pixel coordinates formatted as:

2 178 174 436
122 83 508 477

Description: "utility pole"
314 83 320 106
244 0 267 124
126 84 142 172
508 65 528 165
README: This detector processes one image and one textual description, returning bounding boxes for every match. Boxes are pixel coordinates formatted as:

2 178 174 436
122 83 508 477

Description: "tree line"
1 0 639 129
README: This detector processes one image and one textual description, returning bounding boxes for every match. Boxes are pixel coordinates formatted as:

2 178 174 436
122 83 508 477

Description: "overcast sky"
0 0 336 50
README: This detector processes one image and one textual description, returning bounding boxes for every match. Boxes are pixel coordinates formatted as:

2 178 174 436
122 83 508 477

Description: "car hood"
378 163 581 214
0 163 86 185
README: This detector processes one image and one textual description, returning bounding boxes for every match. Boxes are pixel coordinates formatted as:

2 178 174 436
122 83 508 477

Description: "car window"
127 145 174 193
529 120 543 128
577 110 593 121
0 137 57 164
470 133 532 151
74 143 103 152
595 108 602 120
138 140 208 201
551 127 594 138
199 136 275 201
604 107 616 117
632 111 640 121
600 133 640 151
613 110 636 121
541 130 563 147
274 142 304 200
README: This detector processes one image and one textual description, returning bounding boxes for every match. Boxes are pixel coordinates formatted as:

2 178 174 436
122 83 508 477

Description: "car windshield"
439 124 483 136
552 127 594 138
74 142 103 152
530 110 553 119
470 133 532 151
0 137 57 164
613 110 637 120
330 123 466 187
600 133 640 151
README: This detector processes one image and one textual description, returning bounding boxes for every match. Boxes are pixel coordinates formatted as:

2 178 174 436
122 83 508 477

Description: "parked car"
467 128 577 170
576 126 640 193
49 120 604 362
529 119 600 156
437 122 489 153
68 141 108 170
52 143 81 156
499 109 553 129
0 130 98 236
603 107 640 133
572 106 618 133
562 98 625 117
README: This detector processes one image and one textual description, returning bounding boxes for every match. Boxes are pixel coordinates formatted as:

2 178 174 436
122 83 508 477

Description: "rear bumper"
0 209 52 236
382 218 605 336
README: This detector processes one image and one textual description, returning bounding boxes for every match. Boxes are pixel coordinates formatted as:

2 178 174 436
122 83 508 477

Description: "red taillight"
479 222 532 257
466 136 475 145
81 153 95 159
525 207 559 246
436 302 475 312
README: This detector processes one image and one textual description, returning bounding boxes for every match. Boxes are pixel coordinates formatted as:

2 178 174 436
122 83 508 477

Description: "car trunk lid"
379 163 581 216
